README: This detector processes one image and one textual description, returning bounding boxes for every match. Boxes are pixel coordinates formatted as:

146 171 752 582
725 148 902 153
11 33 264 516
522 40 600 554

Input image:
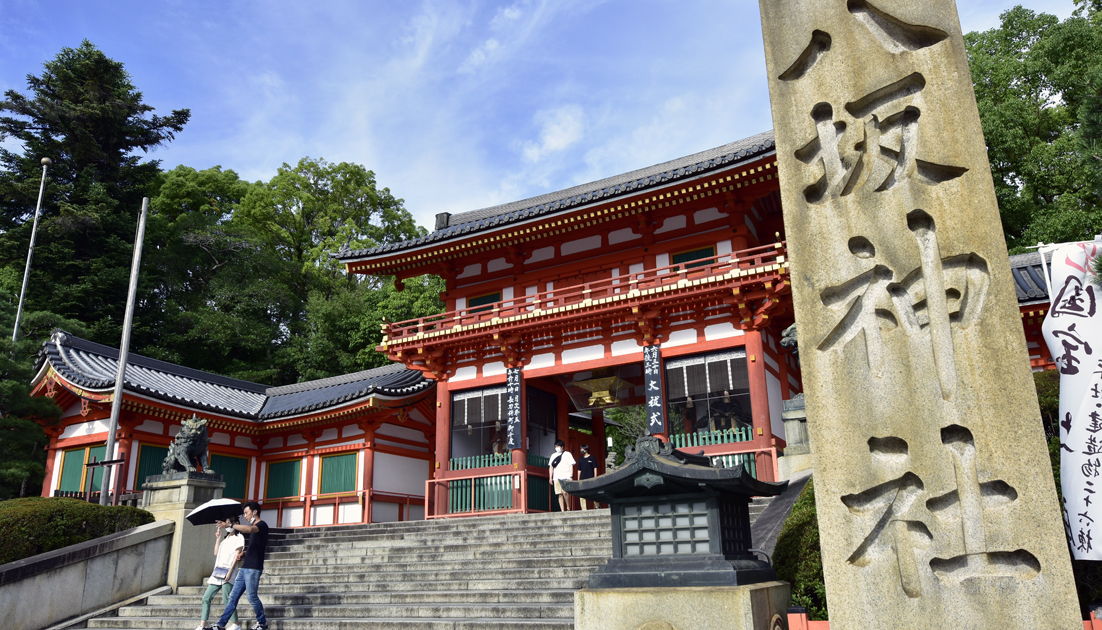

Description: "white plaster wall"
371 502 400 523
656 215 687 234
210 433 230 446
764 352 779 373
457 263 481 279
378 424 428 442
562 344 604 364
60 402 83 418
456 297 467 310
717 240 732 256
525 353 555 370
134 419 163 434
665 328 698 348
373 452 429 496
311 505 334 526
126 441 139 489
168 425 181 438
704 322 743 341
487 257 511 272
258 461 266 501
248 457 257 500
300 457 309 497
608 227 641 245
319 428 339 442
283 506 304 527
629 263 644 275
483 361 507 377
408 505 426 521
343 425 365 438
611 339 642 357
60 420 110 440
694 207 725 224
655 253 670 272
235 436 257 449
268 437 284 449
357 451 365 491
312 456 321 495
287 434 307 447
562 235 601 255
766 372 784 439
339 502 361 524
453 366 477 382
528 247 554 264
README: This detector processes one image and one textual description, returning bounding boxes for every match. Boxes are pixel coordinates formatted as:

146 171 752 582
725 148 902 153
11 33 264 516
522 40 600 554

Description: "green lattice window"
211 454 249 499
266 459 301 499
672 246 715 270
319 453 357 494
135 445 168 490
58 448 87 492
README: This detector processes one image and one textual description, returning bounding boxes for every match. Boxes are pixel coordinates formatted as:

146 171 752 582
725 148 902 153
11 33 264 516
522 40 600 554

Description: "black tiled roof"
1008 251 1054 306
39 331 431 421
336 130 777 263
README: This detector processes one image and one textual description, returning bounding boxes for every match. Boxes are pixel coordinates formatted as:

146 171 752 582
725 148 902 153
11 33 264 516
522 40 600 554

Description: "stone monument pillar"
141 472 225 591
757 1 1079 627
778 394 813 481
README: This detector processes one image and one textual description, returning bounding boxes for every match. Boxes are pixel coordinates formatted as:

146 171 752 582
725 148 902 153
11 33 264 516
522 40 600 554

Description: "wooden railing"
450 452 511 470
670 427 754 449
383 242 786 343
427 470 529 519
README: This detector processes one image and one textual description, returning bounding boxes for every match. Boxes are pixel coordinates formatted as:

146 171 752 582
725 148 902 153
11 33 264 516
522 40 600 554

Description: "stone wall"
0 519 173 630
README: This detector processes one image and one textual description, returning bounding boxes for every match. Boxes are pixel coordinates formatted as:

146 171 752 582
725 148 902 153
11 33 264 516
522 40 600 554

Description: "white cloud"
459 38 500 73
522 105 586 163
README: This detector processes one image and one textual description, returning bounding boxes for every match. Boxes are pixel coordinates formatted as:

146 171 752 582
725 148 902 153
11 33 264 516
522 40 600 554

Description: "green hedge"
772 477 827 621
0 497 154 565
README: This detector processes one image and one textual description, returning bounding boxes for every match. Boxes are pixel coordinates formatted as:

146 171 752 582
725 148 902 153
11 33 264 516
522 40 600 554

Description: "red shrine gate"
338 133 800 517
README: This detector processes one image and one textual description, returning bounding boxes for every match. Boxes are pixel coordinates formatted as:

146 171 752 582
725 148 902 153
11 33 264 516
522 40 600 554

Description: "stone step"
266 532 611 555
264 541 611 564
116 602 573 620
147 589 575 607
175 576 592 597
262 555 608 575
88 618 573 630
278 510 609 537
267 522 612 550
260 566 597 585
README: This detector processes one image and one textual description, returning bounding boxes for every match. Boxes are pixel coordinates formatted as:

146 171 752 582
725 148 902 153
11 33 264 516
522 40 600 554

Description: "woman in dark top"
577 444 597 510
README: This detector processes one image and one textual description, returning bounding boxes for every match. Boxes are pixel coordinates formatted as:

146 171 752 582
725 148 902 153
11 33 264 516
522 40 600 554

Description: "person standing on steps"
549 439 576 512
576 444 597 510
196 517 244 630
215 502 269 630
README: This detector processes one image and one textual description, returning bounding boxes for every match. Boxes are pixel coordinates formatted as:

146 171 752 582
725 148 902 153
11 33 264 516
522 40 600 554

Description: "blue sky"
0 0 1078 231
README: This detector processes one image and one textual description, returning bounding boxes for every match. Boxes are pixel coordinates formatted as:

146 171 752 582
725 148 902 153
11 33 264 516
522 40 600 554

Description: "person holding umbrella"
195 517 244 630
215 502 269 630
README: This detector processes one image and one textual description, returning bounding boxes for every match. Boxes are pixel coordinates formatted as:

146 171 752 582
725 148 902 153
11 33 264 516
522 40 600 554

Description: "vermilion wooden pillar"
362 426 376 524
744 329 776 482
433 379 451 516
303 431 317 526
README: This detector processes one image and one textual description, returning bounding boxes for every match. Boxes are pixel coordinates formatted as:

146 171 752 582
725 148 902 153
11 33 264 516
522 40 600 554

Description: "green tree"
966 7 1102 252
604 405 647 466
0 40 189 344
0 292 88 500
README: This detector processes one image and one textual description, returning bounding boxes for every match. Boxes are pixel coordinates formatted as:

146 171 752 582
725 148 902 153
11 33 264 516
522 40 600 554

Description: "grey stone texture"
574 582 791 630
0 520 173 630
757 0 1079 628
141 473 225 590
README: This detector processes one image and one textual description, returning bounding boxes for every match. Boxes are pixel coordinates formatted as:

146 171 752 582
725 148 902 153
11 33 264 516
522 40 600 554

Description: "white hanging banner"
1042 242 1102 559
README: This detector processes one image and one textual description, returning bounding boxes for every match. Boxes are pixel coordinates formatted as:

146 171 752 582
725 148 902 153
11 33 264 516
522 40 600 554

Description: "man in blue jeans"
216 502 268 630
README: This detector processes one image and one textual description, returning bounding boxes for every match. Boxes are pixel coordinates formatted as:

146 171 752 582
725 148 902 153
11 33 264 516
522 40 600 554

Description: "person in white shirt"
196 517 245 630
549 439 576 511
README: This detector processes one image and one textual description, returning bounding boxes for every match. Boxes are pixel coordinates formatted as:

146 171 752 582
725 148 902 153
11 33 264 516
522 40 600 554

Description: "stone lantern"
561 435 787 589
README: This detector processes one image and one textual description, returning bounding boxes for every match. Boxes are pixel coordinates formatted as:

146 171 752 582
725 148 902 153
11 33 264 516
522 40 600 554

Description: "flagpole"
100 197 149 505
12 158 52 343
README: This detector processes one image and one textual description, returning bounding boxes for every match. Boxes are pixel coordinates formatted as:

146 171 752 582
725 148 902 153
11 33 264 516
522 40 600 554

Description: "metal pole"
100 198 149 505
12 158 52 343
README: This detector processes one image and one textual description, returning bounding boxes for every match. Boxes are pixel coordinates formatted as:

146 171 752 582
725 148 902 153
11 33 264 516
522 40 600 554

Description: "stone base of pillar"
140 472 225 591
777 452 814 482
575 582 791 630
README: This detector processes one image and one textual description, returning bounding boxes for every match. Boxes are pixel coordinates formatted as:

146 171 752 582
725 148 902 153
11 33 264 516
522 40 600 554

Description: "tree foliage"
0 40 190 343
966 7 1102 252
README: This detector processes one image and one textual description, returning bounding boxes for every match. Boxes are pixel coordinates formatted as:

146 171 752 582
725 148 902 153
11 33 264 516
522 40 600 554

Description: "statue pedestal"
575 582 791 630
141 472 224 591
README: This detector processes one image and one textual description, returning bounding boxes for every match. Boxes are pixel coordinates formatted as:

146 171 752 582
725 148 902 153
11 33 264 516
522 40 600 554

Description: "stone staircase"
748 496 772 524
87 509 613 630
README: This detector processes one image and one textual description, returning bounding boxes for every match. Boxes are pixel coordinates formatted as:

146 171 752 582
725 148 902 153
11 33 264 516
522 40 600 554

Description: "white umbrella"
186 498 243 526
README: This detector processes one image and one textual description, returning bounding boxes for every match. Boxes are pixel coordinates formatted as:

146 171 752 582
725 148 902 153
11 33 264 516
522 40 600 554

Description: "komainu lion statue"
162 415 215 474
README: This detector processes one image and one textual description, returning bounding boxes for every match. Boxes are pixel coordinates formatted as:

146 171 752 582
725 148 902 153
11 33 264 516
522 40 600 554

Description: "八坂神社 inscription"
758 0 1078 627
